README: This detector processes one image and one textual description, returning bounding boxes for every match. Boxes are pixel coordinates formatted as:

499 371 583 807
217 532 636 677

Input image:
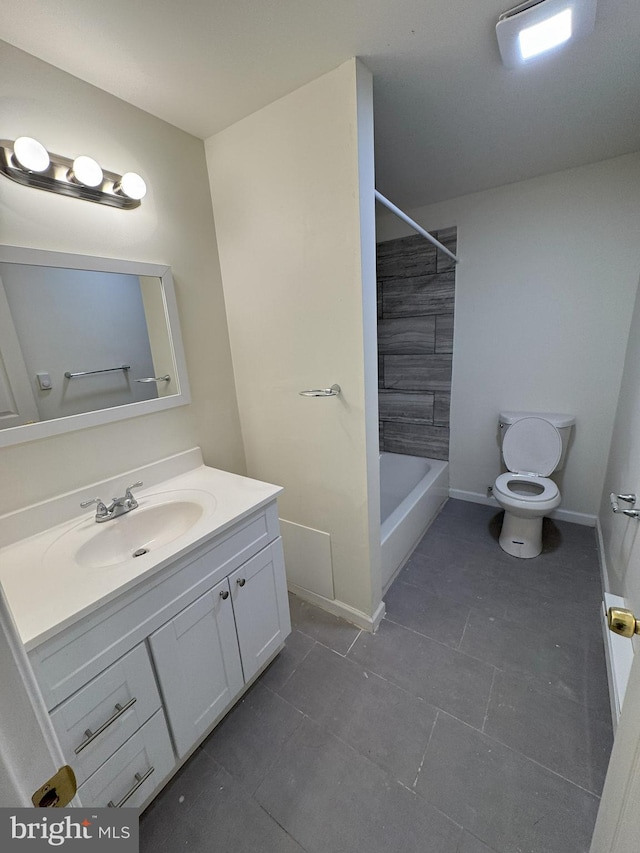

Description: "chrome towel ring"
299 384 341 397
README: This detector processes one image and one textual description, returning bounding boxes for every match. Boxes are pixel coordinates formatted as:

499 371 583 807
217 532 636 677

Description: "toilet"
493 411 575 558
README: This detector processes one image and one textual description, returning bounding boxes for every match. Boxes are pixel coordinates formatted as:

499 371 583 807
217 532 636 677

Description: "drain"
132 547 149 558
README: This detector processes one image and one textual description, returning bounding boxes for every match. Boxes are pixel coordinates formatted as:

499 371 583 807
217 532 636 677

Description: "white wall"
598 278 640 618
206 60 382 625
377 152 640 520
0 41 245 515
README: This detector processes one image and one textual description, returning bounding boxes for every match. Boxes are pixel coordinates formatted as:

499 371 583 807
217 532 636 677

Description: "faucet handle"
80 497 109 518
80 496 104 509
124 481 143 505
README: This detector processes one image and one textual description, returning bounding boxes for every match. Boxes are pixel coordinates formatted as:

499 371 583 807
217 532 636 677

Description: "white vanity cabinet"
27 498 290 808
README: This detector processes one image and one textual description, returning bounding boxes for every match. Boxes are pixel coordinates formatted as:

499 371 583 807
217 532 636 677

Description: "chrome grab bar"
299 384 341 397
134 375 171 383
610 493 640 519
65 364 130 379
74 697 137 754
107 767 154 808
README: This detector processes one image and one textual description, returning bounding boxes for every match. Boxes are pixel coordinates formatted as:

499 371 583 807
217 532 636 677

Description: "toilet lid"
502 417 562 476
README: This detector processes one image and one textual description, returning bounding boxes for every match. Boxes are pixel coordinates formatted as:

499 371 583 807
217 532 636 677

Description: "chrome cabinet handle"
134 375 170 383
107 767 154 808
220 589 229 600
236 578 246 587
74 697 137 754
299 384 341 397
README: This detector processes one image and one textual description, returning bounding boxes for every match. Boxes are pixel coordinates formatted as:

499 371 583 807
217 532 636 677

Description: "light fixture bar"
0 139 146 209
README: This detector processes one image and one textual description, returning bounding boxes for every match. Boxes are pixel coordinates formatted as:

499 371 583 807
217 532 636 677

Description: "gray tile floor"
140 499 613 853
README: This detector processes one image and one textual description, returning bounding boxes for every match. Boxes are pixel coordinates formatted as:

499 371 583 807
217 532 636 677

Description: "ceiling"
1 0 639 208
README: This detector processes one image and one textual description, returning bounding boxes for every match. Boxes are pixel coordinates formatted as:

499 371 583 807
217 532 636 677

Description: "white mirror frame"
0 245 191 448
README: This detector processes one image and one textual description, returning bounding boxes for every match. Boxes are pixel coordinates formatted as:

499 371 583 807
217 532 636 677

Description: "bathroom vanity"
0 449 290 808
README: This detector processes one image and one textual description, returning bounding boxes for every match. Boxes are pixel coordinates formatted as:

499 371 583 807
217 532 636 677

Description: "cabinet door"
148 579 243 758
230 538 291 683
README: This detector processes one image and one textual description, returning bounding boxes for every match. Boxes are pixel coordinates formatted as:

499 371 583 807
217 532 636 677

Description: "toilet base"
499 511 543 558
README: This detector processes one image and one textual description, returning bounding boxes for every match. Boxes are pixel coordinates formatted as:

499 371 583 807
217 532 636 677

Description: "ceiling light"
12 136 50 172
519 8 572 59
68 155 103 188
496 0 598 69
114 172 147 200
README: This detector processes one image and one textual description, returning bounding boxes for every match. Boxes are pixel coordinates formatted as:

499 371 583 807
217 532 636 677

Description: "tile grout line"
480 667 498 733
456 607 472 651
435 707 604 799
291 625 361 659
412 709 439 789
372 612 496 668
344 628 363 657
270 636 318 692
254 797 310 851
268 641 447 736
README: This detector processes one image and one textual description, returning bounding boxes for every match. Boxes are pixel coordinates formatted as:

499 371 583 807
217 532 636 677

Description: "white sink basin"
75 501 204 569
45 489 217 570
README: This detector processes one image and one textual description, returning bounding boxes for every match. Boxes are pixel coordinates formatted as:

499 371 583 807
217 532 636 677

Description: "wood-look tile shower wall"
377 228 457 460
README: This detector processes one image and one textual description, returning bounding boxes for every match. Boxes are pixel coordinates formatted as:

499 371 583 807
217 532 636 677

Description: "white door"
0 273 39 428
590 643 640 851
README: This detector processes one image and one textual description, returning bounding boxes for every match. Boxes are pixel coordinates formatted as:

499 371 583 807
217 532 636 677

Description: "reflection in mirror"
0 246 190 448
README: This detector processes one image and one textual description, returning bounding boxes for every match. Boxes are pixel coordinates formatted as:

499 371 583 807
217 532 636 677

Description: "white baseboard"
448 488 596 526
287 583 386 634
449 488 494 507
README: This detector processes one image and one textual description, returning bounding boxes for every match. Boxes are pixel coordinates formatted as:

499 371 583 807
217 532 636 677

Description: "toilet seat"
494 472 559 502
502 417 562 476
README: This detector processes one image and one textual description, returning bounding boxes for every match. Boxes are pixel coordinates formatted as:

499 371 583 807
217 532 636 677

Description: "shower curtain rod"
374 189 459 263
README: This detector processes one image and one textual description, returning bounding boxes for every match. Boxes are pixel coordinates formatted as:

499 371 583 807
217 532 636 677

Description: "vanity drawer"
50 642 163 786
77 709 174 808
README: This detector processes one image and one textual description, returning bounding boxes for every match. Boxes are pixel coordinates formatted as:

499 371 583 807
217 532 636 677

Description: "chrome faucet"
80 481 143 523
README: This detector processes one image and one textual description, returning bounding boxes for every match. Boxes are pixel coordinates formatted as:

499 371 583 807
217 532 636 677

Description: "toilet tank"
499 411 575 471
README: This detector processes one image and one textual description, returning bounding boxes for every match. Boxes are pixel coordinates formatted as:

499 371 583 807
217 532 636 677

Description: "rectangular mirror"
0 245 190 448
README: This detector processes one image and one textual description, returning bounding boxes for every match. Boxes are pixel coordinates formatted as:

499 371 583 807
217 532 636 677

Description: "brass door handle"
607 607 640 638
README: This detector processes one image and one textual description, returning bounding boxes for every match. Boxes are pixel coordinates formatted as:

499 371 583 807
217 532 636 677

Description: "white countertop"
0 452 282 650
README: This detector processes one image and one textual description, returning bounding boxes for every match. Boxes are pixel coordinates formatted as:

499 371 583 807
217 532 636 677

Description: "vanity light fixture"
68 155 103 188
0 137 147 209
496 0 597 68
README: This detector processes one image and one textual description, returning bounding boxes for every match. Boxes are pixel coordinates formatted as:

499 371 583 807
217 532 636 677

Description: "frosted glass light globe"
70 155 103 188
116 172 147 200
13 136 50 172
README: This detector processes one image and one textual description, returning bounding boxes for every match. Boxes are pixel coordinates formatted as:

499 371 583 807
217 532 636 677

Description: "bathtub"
380 452 449 591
